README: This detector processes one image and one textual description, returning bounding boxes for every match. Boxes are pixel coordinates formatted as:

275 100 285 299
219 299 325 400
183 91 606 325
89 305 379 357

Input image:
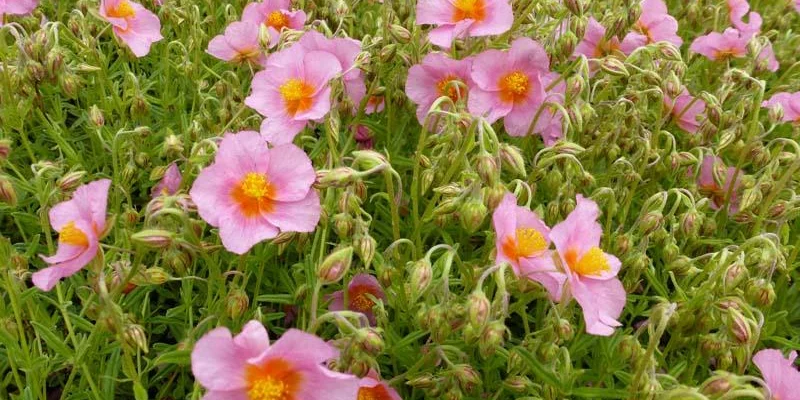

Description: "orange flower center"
564 247 610 276
358 384 394 400
59 221 90 247
436 76 466 101
279 79 315 116
234 48 262 63
266 10 290 31
246 358 301 400
368 96 384 107
349 285 378 313
498 71 530 104
231 172 275 218
712 48 744 60
634 21 653 43
593 39 621 57
453 0 486 22
501 228 547 261
699 183 728 206
107 0 136 18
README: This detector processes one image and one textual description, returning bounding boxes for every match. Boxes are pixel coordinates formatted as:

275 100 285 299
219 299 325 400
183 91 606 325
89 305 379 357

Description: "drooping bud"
388 24 412 43
316 167 358 188
57 171 86 191
478 321 505 358
452 364 481 393
467 290 491 328
498 143 526 177
459 197 488 233
354 234 377 268
144 267 170 285
226 288 250 320
474 152 499 185
0 176 17 206
723 261 748 291
131 229 175 249
122 323 149 354
745 278 775 307
318 246 354 284
409 258 433 299
89 105 105 128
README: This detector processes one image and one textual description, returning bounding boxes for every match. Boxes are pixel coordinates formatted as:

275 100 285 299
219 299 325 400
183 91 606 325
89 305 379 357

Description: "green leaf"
570 387 630 398
152 349 191 366
31 321 74 359
514 346 563 391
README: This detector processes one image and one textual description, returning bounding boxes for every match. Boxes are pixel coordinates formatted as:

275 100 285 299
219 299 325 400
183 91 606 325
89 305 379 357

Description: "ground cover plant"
1 0 800 398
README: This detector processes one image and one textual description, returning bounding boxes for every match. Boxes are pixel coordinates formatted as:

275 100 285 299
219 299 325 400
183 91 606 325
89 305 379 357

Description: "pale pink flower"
574 18 626 59
493 193 566 301
189 131 320 254
753 349 800 400
207 21 267 66
470 38 564 141
698 155 742 213
242 0 306 48
245 43 342 145
406 52 473 124
727 0 762 37
297 31 365 111
520 72 566 146
99 0 163 57
328 273 387 325
796 0 800 12
0 0 38 25
757 41 779 72
549 195 625 336
664 88 706 133
762 92 800 122
152 163 182 197
33 179 111 291
416 0 513 48
620 0 683 53
191 320 359 399
690 28 749 61
358 375 402 400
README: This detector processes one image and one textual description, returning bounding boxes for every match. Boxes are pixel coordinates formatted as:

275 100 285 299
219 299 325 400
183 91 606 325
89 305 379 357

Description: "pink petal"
261 329 339 366
218 212 280 255
191 327 250 391
265 144 316 202
570 275 626 336
263 189 321 233
519 255 567 301
549 194 602 258
259 117 308 145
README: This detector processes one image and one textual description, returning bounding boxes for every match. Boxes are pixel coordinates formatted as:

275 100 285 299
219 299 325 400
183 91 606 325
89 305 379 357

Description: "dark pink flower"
354 125 374 149
697 155 742 213
664 88 706 133
328 273 387 325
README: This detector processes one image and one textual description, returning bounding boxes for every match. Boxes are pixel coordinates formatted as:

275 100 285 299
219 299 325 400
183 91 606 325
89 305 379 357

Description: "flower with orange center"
328 273 386 326
231 172 276 218
498 71 530 104
279 79 315 116
501 228 547 263
59 221 90 247
266 10 290 31
106 0 136 18
452 0 486 22
358 384 394 400
593 39 621 57
436 75 467 101
563 247 611 277
245 358 302 400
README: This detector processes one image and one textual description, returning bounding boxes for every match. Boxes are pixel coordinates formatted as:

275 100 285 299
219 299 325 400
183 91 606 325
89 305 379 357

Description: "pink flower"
664 88 706 133
574 18 626 59
358 376 402 400
620 0 683 53
757 41 779 72
297 31 364 111
492 193 566 301
328 273 387 325
727 0 762 37
698 155 742 213
354 125 374 149
33 179 111 291
549 195 625 336
0 0 38 25
152 163 182 198
189 131 321 254
752 349 800 400
99 0 163 57
191 320 359 399
245 43 342 145
690 28 749 61
762 92 800 122
241 0 306 48
207 21 267 66
416 0 513 48
406 52 473 124
365 95 385 114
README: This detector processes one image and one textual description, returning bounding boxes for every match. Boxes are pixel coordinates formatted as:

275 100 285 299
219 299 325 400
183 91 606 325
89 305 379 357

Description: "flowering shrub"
2 0 800 399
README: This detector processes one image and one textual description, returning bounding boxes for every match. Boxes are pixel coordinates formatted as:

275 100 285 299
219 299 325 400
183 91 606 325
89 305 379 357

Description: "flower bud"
453 364 481 393
379 44 396 63
409 258 433 299
767 103 784 124
130 95 150 118
482 184 506 210
723 261 748 291
89 105 105 128
122 323 148 354
474 152 499 185
145 267 170 285
131 229 175 249
503 376 532 392
700 373 734 396
745 279 775 307
354 234 377 268
57 171 86 191
478 321 505 358
318 246 353 284
357 328 385 355
600 58 629 77
389 24 412 43
0 176 17 206
353 150 388 171
459 197 487 233
317 167 358 188
467 290 491 328
727 308 752 344
226 288 250 320
557 318 574 341
638 212 663 235
407 374 437 389
498 143 526 177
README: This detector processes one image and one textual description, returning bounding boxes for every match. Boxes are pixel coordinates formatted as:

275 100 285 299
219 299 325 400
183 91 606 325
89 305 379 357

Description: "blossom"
354 125 374 149
33 179 111 291
189 131 321 254
241 0 306 48
727 0 762 37
620 0 682 53
207 21 267 66
358 376 402 400
697 155 742 213
296 31 364 111
574 18 627 59
365 95 385 114
245 43 342 145
328 273 387 325
549 195 625 336
762 92 800 122
416 0 513 48
191 320 359 399
690 28 749 61
406 52 473 124
757 41 779 72
152 163 182 197
99 0 163 57
0 0 38 25
752 349 800 400
492 193 566 301
664 88 706 133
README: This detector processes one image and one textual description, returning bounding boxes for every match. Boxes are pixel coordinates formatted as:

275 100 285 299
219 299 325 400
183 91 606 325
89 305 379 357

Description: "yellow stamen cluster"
59 221 90 247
